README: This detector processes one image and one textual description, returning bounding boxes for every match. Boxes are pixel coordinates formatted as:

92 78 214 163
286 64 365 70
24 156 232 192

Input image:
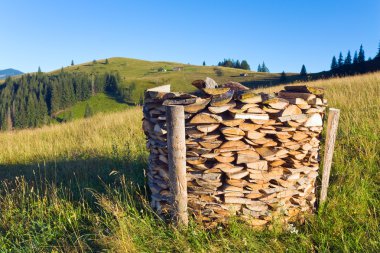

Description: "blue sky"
1 0 379 73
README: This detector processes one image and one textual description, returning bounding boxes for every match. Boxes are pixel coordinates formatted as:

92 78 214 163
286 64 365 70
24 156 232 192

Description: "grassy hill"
57 57 297 100
50 57 298 121
55 93 129 121
0 71 378 251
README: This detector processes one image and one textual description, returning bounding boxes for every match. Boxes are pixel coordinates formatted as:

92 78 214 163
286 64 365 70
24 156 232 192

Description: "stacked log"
143 80 327 227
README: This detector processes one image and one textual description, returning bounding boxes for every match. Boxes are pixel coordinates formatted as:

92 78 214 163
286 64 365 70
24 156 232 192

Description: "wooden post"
166 105 188 227
319 108 340 205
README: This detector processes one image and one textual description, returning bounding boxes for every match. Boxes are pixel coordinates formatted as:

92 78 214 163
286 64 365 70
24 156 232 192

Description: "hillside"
52 56 380 122
0 71 378 251
0 58 296 127
58 57 298 100
0 68 23 79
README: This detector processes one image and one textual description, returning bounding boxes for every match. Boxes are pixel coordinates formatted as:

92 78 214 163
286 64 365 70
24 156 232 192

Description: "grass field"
54 57 299 103
0 72 379 252
55 93 129 121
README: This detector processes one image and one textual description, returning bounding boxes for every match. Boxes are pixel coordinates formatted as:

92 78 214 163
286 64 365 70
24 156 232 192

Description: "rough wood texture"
143 79 330 228
319 108 340 205
166 105 188 227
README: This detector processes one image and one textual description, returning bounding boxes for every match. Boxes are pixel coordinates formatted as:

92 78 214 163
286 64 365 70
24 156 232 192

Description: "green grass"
0 72 379 252
53 57 298 103
55 93 129 121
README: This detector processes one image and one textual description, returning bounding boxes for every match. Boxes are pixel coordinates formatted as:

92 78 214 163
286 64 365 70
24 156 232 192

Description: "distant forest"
217 59 251 70
328 43 380 76
0 71 121 130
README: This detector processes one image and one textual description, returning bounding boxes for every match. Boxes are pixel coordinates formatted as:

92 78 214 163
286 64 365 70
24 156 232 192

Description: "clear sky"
1 0 379 73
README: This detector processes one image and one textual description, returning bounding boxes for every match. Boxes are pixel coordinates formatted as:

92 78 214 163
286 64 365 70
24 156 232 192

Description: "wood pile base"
143 80 327 227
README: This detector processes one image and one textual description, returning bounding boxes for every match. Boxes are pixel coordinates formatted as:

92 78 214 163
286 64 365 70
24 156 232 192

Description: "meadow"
0 72 379 252
56 57 299 104
55 93 130 122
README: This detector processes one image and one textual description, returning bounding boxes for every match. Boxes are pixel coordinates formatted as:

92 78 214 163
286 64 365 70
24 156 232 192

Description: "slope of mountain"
0 68 23 79
56 57 298 102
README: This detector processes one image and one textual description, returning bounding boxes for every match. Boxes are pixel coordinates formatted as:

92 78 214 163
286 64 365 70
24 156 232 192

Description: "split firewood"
220 118 245 127
184 98 210 113
237 90 263 103
263 98 289 109
278 91 316 101
284 85 324 95
239 122 261 131
304 113 323 127
144 78 328 227
221 127 245 136
236 150 260 164
246 160 268 170
208 101 236 114
203 87 230 95
196 124 220 133
234 113 270 120
190 113 222 124
210 89 235 106
281 105 302 117
246 130 266 140
219 81 250 91
215 155 236 163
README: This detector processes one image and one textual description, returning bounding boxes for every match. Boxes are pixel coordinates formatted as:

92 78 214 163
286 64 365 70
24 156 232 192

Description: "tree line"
217 59 250 70
0 70 121 130
330 44 371 70
257 62 270 72
327 42 380 76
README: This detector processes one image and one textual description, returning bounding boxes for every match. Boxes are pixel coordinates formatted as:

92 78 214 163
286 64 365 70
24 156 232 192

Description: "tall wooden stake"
166 105 188 227
319 108 340 205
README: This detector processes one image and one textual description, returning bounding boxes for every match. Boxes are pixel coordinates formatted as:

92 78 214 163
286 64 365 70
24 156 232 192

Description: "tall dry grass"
0 108 145 164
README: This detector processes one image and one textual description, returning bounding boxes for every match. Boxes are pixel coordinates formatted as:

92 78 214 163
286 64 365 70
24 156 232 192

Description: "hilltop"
46 57 299 120
0 68 23 79
57 57 298 99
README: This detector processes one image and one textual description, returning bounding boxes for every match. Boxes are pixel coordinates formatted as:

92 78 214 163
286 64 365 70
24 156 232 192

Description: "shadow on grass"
0 154 147 199
105 92 137 106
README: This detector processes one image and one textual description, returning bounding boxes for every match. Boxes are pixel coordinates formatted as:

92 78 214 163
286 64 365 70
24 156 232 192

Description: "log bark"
166 105 188 227
319 108 340 206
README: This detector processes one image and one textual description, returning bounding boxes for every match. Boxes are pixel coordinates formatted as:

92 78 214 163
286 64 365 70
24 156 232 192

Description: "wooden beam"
319 108 340 206
166 105 188 227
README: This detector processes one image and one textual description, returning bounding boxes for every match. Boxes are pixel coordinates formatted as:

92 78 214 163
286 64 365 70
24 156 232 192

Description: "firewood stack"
143 78 327 227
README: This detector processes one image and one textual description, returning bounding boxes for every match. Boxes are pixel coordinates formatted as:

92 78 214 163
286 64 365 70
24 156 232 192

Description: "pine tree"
338 52 344 67
279 71 287 82
344 51 352 65
93 59 97 64
300 65 307 76
241 60 250 70
71 60 74 66
105 58 109 64
5 107 12 131
202 61 206 66
376 41 380 58
84 103 93 118
358 44 365 63
330 56 338 70
38 66 42 73
353 51 358 64
261 62 269 72
257 64 262 72
235 60 241 69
